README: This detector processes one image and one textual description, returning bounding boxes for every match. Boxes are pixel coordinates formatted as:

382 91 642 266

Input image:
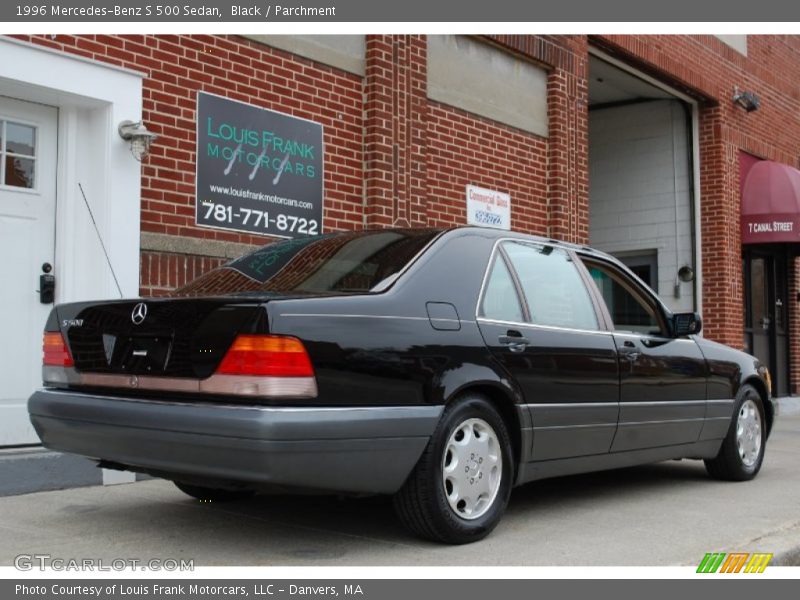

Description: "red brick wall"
17 33 575 287
139 252 226 297
16 33 367 245
14 34 370 305
596 35 800 391
17 33 800 392
546 38 590 244
488 35 590 243
364 35 429 228
425 102 549 233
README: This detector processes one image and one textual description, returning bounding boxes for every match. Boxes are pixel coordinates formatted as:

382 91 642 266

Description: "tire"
704 384 767 481
173 481 255 502
393 393 514 544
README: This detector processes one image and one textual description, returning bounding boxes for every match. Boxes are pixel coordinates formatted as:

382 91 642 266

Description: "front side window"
502 242 598 331
585 261 665 335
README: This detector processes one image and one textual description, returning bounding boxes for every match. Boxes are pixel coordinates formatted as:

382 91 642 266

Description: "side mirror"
672 312 702 337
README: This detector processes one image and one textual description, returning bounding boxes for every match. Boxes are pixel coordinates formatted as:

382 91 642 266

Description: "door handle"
39 263 55 304
499 332 529 353
620 339 640 362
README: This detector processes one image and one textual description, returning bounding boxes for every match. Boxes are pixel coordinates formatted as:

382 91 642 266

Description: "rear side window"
481 254 524 323
175 229 441 296
503 242 599 331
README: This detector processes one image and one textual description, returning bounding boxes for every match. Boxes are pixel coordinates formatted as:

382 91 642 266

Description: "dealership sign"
466 185 511 230
196 92 323 238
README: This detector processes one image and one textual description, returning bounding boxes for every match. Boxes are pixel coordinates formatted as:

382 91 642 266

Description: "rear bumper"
28 389 442 494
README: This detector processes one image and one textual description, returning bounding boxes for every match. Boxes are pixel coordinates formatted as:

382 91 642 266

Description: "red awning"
741 160 800 244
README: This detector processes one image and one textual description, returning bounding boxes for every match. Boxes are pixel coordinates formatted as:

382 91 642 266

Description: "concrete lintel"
140 232 260 260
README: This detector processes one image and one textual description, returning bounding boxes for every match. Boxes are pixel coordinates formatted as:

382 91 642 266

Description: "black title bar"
2 0 800 22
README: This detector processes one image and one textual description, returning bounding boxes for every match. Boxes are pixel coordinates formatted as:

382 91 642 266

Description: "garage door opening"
588 55 698 316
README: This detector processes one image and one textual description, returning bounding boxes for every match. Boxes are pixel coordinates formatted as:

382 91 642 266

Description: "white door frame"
0 37 145 481
0 36 145 302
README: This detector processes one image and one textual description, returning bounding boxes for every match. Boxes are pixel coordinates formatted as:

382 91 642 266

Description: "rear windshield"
174 229 442 297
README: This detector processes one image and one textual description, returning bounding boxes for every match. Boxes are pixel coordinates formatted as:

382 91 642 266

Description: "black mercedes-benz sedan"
29 227 774 543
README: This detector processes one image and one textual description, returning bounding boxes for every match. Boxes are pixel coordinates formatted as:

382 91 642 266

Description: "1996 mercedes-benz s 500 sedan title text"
29 227 774 543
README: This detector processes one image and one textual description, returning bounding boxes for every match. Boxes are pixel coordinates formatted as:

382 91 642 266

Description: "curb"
768 521 800 567
775 396 800 416
740 520 800 567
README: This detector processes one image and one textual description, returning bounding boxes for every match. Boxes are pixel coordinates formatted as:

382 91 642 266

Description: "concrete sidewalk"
0 414 798 566
777 395 800 415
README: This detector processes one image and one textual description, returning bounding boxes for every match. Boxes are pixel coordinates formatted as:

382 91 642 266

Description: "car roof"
439 226 624 265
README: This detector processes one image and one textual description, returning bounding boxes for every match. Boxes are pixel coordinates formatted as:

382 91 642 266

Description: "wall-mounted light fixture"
733 87 761 113
117 120 158 161
677 265 695 283
673 265 695 299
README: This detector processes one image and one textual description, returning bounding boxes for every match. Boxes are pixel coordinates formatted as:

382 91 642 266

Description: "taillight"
43 332 74 367
216 335 314 377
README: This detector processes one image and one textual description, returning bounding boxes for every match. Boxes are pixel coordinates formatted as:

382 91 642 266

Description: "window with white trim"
1 119 37 189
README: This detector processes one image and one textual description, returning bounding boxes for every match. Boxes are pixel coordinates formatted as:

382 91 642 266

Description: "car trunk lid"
57 298 264 379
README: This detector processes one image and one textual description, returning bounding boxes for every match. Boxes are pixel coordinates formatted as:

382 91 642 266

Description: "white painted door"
0 97 57 446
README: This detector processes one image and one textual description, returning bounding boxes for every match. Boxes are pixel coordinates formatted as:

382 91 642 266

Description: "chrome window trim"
619 400 706 407
617 417 706 426
525 402 618 408
532 422 618 431
524 400 712 408
477 316 613 337
279 313 476 324
475 237 607 333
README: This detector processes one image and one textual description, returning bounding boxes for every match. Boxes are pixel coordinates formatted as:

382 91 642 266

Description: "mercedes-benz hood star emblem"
131 302 148 325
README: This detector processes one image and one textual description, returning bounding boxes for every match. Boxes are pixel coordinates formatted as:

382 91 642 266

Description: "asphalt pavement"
1 414 798 567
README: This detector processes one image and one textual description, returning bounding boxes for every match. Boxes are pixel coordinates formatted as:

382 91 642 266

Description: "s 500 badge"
61 319 84 327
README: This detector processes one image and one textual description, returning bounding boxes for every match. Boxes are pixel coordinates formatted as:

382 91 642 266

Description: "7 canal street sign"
741 213 800 244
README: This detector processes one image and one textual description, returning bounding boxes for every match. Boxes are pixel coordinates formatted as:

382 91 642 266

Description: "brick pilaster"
698 106 745 348
364 35 427 228
546 38 589 244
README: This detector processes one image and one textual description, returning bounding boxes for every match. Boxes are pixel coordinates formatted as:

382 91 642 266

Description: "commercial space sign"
466 185 511 230
196 92 323 239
